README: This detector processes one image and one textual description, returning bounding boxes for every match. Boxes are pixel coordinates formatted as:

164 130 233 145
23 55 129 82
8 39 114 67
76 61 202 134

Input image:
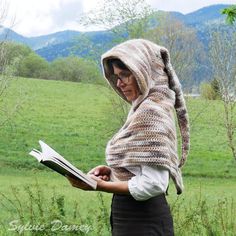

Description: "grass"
0 169 235 235
0 77 236 235
0 77 115 172
0 77 235 177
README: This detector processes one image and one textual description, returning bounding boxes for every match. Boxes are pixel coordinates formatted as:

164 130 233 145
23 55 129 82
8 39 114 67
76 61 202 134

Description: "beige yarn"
101 39 190 194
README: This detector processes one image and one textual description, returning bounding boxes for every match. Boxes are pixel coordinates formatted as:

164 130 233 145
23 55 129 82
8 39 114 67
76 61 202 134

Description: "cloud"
3 0 236 37
50 0 84 28
5 0 84 36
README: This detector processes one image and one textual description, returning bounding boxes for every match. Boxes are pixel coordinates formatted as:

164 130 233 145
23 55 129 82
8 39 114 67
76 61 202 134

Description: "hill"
0 77 235 178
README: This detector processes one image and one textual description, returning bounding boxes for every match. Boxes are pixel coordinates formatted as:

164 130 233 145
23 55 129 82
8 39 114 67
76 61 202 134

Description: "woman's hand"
66 174 130 195
66 165 111 190
66 175 92 190
66 166 130 195
66 174 105 191
88 165 111 181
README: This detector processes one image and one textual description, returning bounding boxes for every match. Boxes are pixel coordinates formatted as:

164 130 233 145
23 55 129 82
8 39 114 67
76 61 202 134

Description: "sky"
2 0 236 37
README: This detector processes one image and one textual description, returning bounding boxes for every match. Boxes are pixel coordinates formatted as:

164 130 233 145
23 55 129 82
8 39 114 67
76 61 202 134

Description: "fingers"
88 165 111 176
102 175 110 181
88 167 98 175
88 165 104 175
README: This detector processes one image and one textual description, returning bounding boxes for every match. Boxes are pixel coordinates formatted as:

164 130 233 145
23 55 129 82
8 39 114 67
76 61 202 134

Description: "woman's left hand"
66 174 129 195
66 175 104 191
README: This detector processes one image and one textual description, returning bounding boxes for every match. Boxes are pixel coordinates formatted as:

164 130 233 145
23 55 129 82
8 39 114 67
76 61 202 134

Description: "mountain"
0 4 233 74
26 30 82 50
180 4 227 25
0 28 82 50
0 4 232 61
0 28 28 44
36 4 231 61
36 31 115 61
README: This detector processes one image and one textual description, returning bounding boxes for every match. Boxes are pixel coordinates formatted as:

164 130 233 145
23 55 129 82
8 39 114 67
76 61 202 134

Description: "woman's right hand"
88 165 111 181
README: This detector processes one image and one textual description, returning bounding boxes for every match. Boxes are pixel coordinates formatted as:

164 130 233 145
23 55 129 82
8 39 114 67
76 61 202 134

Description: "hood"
101 39 171 108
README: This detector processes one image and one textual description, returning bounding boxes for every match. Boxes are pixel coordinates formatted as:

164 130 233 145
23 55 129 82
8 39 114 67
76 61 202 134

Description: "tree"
144 13 205 92
17 53 49 79
209 31 236 161
222 5 236 24
80 0 153 41
200 79 220 100
3 42 32 75
0 0 20 127
48 56 103 84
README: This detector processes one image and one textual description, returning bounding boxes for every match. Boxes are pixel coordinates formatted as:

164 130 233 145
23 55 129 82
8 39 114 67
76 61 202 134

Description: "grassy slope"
0 77 235 235
0 77 235 178
0 77 115 172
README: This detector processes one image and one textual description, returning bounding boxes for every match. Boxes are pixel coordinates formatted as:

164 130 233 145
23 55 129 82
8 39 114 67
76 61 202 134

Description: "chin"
125 96 136 102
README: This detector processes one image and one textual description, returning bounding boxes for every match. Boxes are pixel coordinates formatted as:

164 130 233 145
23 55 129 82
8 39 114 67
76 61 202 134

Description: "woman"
67 39 190 236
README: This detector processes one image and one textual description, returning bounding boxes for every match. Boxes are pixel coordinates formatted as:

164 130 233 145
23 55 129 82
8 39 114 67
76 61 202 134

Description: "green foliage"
0 77 235 177
46 56 104 84
172 195 236 235
210 78 220 97
222 5 236 25
0 42 104 85
0 176 235 235
17 53 49 79
0 42 33 76
200 79 221 100
0 77 235 234
4 42 32 64
0 183 110 235
200 82 216 100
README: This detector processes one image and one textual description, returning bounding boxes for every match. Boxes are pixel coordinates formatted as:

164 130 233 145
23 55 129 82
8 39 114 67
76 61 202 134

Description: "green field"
0 77 235 235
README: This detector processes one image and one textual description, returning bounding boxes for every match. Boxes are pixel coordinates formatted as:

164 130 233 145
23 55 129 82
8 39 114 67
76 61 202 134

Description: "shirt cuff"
128 166 169 201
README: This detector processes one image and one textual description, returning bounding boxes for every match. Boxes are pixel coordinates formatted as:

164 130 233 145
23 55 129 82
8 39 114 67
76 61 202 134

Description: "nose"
116 78 125 88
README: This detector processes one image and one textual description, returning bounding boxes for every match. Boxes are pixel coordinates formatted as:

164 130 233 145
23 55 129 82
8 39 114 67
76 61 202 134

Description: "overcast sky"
3 0 236 37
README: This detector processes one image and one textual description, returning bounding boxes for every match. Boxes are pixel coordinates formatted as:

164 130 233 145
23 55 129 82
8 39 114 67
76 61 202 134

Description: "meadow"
0 77 235 235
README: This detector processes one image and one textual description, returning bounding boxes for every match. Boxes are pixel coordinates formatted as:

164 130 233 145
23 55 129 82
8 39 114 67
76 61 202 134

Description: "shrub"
200 79 221 100
46 56 104 84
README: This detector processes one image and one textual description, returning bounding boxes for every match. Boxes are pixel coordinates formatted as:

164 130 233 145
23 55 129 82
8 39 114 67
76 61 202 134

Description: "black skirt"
110 194 174 236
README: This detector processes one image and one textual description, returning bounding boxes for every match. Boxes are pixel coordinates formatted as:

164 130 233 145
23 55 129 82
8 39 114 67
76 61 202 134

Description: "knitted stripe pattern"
101 39 190 194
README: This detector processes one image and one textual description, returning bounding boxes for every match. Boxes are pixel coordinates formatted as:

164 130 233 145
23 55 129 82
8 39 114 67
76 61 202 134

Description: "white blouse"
127 166 169 201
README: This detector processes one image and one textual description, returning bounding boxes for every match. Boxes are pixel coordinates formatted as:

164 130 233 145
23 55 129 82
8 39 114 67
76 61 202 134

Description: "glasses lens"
111 71 131 84
121 75 130 84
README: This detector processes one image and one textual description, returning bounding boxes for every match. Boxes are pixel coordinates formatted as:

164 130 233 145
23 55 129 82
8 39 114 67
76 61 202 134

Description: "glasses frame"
111 70 132 84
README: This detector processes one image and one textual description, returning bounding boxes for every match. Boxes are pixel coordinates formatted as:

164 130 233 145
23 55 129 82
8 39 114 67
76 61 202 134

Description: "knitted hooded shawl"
101 39 190 194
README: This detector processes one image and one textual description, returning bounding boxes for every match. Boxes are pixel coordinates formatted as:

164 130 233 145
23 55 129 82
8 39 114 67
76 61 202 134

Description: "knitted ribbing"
101 39 190 194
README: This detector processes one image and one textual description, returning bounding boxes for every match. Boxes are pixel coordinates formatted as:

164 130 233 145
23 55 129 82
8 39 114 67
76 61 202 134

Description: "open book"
29 140 97 189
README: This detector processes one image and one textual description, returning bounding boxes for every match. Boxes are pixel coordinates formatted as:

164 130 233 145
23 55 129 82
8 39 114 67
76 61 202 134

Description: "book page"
38 140 97 187
43 158 97 189
29 149 43 162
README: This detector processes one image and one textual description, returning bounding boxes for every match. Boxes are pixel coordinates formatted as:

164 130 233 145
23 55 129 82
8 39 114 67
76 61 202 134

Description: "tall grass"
172 196 236 236
0 182 235 235
0 182 111 235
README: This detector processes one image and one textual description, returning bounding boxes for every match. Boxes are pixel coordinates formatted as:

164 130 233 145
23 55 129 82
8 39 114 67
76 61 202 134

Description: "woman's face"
113 65 140 102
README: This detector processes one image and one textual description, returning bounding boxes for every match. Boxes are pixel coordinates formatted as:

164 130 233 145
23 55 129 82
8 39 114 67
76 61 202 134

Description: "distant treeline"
1 41 104 85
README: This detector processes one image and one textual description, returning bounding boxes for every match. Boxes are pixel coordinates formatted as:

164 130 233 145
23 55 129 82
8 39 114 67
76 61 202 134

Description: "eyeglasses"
111 71 132 84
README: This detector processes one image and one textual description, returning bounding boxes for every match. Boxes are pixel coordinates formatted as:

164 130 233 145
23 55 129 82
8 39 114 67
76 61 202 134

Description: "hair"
107 58 129 74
